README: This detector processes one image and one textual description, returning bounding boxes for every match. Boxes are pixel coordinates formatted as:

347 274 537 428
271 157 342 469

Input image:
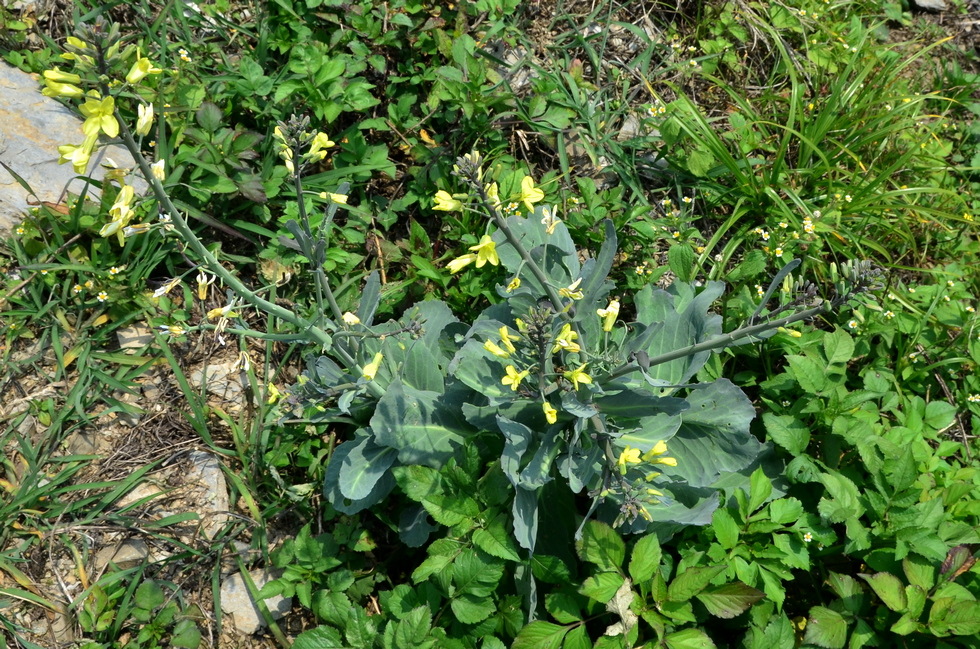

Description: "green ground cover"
1 0 980 647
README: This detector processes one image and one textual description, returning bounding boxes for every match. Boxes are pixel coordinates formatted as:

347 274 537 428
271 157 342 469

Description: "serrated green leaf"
748 467 773 513
664 627 717 649
695 582 765 618
669 244 695 282
545 592 582 624
772 533 809 570
890 612 919 635
533 555 572 584
822 329 854 366
762 414 811 455
579 573 626 604
903 555 935 591
472 517 522 562
513 621 569 649
803 607 847 649
293 626 345 649
667 565 727 602
768 498 803 525
395 606 432 647
860 572 907 612
563 624 592 649
929 598 980 636
712 508 739 549
786 355 826 394
451 594 495 624
629 534 663 582
576 520 625 571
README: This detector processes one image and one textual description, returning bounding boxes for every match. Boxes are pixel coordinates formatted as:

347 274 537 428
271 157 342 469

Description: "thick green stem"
608 302 830 381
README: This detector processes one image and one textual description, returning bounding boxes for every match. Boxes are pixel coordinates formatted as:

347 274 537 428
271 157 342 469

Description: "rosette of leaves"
304 208 769 550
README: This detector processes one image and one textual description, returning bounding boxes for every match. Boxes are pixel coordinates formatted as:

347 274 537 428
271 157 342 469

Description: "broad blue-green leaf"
399 505 438 548
665 380 761 488
323 438 395 514
403 299 459 360
513 488 539 551
494 210 580 287
617 413 682 452
635 282 724 386
520 430 563 489
577 520 625 571
401 343 445 392
338 436 398 500
597 390 689 418
452 339 514 404
498 416 533 488
356 271 381 326
372 379 474 466
558 443 602 494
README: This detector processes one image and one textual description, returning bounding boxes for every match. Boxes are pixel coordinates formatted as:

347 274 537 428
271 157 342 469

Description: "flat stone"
220 568 291 635
116 324 155 350
0 63 146 235
911 0 946 10
185 451 230 538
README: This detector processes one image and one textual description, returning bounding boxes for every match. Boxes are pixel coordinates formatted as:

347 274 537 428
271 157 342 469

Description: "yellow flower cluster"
448 235 499 273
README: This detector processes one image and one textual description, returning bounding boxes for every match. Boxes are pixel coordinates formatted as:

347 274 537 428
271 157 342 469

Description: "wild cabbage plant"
42 17 882 555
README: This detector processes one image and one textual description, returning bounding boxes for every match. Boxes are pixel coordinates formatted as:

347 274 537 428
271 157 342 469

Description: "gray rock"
186 451 230 538
911 0 946 10
116 324 155 350
0 62 146 235
220 568 291 635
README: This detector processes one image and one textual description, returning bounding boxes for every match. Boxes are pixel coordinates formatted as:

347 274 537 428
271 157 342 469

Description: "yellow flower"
541 206 561 234
499 326 519 354
543 401 558 424
434 190 463 211
642 440 677 466
233 351 252 373
151 159 166 181
362 352 383 380
559 278 584 300
563 363 592 390
79 94 119 139
520 175 544 211
196 271 215 300
484 339 510 358
135 103 153 136
43 67 81 85
207 304 240 320
618 446 642 470
448 253 477 274
597 298 620 332
266 383 282 404
501 365 529 391
469 235 499 268
41 71 84 98
318 192 348 204
506 277 521 292
308 132 335 161
551 323 580 354
486 182 500 207
153 277 182 298
342 311 361 325
126 55 162 84
57 142 91 174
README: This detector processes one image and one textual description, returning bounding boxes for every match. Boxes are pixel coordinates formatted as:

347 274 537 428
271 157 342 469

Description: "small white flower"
884 310 894 319
848 320 858 329
97 291 109 303
803 532 813 543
